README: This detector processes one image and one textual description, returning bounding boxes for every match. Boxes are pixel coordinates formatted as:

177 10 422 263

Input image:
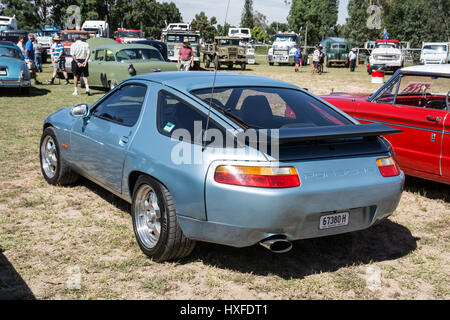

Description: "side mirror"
70 103 89 117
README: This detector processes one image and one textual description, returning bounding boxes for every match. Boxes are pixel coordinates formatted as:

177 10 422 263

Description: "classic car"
40 72 404 261
86 41 178 90
131 39 168 61
0 42 31 93
322 64 450 185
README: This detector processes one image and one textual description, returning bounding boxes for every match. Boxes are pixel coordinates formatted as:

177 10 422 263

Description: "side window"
105 50 115 61
157 91 224 145
95 49 105 61
374 76 401 104
91 84 147 126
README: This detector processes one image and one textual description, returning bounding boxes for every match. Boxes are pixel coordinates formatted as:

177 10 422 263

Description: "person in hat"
178 37 194 71
348 47 358 72
47 35 69 85
311 45 321 75
24 33 41 84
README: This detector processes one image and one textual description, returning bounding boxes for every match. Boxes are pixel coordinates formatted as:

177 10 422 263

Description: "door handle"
119 136 129 145
426 116 441 123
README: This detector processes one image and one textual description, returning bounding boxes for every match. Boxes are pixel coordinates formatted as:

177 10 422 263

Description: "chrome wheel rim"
41 135 57 179
135 185 161 249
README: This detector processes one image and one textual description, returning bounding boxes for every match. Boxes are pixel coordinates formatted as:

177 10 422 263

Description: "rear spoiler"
238 123 401 143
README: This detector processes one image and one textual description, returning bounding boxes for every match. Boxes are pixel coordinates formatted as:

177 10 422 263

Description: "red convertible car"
322 65 450 185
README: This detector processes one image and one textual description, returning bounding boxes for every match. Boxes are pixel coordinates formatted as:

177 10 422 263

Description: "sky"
159 0 350 27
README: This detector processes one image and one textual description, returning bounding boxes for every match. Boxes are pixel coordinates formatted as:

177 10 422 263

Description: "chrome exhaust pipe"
259 236 292 253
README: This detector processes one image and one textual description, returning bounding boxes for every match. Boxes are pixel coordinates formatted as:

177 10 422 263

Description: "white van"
420 42 449 65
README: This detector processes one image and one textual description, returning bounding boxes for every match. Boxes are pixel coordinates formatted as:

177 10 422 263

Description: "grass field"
0 57 449 299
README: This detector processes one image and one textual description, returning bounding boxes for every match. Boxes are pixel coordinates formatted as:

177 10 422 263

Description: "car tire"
241 63 246 70
40 127 79 186
269 62 274 66
132 175 196 262
368 67 372 75
205 58 210 68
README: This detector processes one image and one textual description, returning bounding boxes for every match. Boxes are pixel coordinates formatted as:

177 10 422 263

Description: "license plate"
319 212 349 230
0 70 6 76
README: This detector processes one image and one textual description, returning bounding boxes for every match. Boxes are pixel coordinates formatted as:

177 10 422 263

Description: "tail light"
20 70 24 79
214 165 300 188
377 157 400 177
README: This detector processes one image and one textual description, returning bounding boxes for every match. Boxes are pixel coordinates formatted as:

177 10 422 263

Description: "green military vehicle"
326 41 351 67
202 36 247 70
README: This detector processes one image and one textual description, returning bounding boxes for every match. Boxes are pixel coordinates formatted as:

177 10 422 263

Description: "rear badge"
163 122 175 133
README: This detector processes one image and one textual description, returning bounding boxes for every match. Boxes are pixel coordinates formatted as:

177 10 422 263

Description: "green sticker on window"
163 122 175 133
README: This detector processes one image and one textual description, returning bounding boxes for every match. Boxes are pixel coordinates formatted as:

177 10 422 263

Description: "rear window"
192 87 351 129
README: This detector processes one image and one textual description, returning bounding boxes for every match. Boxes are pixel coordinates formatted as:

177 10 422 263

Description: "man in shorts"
70 39 91 96
318 44 325 74
47 35 70 85
24 34 41 85
311 45 320 75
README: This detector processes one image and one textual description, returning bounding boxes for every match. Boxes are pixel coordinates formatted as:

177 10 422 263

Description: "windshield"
115 48 163 62
40 31 58 37
274 36 296 42
375 42 399 49
422 45 447 54
0 46 23 59
331 44 346 49
118 31 140 38
61 32 89 42
218 39 240 46
192 87 351 129
166 35 198 43
83 28 99 33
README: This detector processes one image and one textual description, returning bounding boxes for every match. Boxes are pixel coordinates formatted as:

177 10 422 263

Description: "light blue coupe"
40 72 404 261
0 41 31 93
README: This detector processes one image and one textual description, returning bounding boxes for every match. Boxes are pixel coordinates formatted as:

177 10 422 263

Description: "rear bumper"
178 157 405 247
0 79 31 87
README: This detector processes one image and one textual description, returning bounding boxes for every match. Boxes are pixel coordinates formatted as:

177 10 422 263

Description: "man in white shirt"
70 39 91 95
348 48 358 72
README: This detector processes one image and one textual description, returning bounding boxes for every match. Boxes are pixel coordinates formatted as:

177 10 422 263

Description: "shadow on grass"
73 177 417 280
0 248 35 300
404 176 450 203
0 86 50 97
188 220 418 279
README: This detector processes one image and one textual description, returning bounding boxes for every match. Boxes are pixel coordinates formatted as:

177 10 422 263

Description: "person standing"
16 36 25 54
318 44 325 74
33 39 43 73
24 34 41 85
349 48 358 72
178 38 194 71
311 45 320 75
294 47 302 72
47 35 69 85
70 39 91 96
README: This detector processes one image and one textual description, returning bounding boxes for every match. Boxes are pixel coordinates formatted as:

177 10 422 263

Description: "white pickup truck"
420 42 449 65
368 39 404 73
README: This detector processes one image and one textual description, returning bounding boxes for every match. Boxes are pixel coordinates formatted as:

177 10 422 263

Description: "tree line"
0 0 448 47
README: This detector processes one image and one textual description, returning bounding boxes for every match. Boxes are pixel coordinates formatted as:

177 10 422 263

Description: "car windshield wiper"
205 100 263 129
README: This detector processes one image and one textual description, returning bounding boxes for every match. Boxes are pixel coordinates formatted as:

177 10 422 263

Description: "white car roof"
401 64 450 76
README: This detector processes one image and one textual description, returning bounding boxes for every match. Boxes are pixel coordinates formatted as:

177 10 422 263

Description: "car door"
88 49 105 87
442 112 450 179
70 82 148 192
358 74 447 177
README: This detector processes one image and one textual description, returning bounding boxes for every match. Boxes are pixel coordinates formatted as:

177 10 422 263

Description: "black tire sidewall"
131 176 169 258
40 127 62 185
